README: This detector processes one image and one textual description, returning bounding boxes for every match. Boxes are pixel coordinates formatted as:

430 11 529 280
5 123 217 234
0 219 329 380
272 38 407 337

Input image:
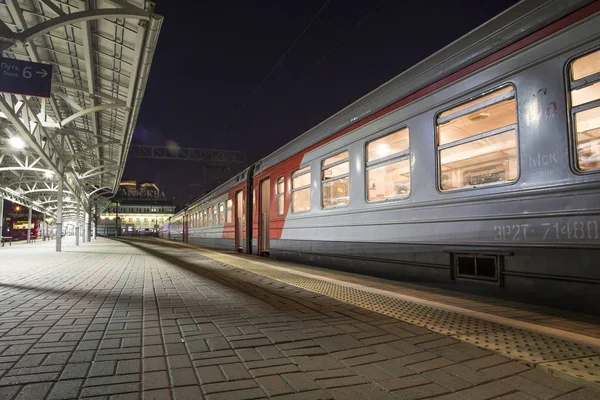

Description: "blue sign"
0 57 53 98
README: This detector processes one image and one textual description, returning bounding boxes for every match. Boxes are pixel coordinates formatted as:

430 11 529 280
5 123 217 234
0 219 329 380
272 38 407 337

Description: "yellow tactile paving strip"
157 239 600 390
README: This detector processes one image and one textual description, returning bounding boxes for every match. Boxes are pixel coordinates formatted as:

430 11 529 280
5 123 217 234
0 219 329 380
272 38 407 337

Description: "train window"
203 209 207 227
199 211 203 228
276 177 285 216
322 151 350 208
437 86 518 190
213 206 218 225
569 49 600 171
366 128 410 201
226 199 233 224
219 203 225 225
291 166 311 213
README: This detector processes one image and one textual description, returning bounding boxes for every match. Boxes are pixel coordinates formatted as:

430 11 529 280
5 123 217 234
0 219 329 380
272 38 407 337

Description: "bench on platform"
1 236 12 247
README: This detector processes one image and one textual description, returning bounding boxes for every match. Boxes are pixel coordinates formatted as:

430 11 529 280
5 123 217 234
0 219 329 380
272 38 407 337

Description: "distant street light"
9 137 25 149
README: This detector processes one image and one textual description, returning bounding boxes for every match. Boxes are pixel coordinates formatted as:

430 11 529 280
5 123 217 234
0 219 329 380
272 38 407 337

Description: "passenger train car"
162 0 600 313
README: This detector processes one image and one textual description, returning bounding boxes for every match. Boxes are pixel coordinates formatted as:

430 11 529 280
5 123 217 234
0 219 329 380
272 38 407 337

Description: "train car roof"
184 166 253 211
252 0 594 174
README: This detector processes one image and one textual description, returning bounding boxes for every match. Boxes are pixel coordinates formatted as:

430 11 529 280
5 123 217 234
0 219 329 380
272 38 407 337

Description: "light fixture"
64 196 71 202
9 136 25 149
377 143 390 157
44 171 54 179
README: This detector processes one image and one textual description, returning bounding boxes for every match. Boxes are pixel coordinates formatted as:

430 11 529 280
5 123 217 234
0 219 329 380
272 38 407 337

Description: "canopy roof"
0 0 162 220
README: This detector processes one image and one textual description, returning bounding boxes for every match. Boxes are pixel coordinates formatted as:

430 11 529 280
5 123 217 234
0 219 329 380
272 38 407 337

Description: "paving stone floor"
0 237 597 399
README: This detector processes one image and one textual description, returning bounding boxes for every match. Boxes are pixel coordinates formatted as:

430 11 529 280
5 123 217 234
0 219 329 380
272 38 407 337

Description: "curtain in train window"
199 210 203 228
218 203 225 225
291 166 311 213
570 49 600 171
213 206 218 225
276 177 285 216
203 209 207 227
226 199 233 224
437 86 518 190
366 128 410 201
322 151 350 208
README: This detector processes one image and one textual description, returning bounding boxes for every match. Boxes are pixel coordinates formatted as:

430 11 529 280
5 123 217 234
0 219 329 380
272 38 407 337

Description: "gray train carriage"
163 0 600 313
250 0 600 313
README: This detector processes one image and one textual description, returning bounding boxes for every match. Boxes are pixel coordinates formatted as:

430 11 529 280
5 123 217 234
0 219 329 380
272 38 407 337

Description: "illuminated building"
97 181 175 236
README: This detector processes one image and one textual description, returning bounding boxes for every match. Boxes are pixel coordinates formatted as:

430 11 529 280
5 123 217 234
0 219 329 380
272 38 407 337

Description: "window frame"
321 150 350 209
365 126 411 203
226 199 233 224
435 84 520 193
276 177 285 216
291 165 311 214
219 202 225 225
567 48 600 174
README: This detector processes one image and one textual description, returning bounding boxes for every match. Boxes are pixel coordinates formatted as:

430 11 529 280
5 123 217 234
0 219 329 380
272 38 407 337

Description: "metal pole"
0 194 4 238
115 201 119 236
85 204 91 242
93 202 97 240
75 201 80 246
27 207 32 243
56 178 63 252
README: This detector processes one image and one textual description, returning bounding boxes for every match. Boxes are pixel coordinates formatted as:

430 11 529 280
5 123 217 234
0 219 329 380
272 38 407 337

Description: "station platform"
0 238 598 399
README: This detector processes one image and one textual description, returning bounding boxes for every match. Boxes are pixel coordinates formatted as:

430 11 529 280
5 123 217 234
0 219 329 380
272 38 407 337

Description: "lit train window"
213 206 218 225
219 203 225 225
199 210 203 228
570 49 600 171
203 209 207 227
366 128 410 201
291 166 311 213
226 199 233 223
322 151 350 208
276 177 285 216
437 86 518 190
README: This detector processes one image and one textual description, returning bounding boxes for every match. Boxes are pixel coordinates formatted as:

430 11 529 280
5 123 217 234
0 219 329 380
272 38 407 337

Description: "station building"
97 181 175 236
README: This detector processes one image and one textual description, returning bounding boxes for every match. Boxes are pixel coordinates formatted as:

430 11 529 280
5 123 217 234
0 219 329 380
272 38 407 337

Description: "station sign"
0 57 53 98
117 188 167 201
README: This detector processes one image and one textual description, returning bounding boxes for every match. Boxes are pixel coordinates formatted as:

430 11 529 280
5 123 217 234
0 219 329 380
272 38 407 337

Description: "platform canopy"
0 0 162 220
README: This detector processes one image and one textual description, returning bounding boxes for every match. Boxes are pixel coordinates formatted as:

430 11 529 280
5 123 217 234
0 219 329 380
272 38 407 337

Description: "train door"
235 190 244 252
259 178 270 256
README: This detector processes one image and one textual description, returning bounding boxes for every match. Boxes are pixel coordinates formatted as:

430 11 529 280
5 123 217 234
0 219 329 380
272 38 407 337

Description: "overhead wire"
247 0 388 134
221 0 332 135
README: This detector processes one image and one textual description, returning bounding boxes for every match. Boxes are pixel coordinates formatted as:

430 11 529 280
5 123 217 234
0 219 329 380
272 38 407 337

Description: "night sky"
123 0 520 205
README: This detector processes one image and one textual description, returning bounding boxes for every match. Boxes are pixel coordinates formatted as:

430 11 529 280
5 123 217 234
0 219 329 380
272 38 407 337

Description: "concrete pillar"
27 207 32 243
56 179 63 252
75 201 80 246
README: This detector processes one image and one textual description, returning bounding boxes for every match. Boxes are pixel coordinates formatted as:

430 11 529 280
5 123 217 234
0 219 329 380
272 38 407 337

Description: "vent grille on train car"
454 254 499 282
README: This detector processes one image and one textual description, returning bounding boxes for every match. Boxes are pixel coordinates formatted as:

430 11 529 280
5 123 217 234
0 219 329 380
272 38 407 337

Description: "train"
6 217 47 241
161 0 600 313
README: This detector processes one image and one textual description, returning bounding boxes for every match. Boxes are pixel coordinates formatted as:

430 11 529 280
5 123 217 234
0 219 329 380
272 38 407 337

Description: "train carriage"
162 0 600 312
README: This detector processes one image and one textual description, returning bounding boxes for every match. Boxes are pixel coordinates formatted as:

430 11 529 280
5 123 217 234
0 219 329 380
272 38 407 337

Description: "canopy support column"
27 207 32 243
56 178 63 252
